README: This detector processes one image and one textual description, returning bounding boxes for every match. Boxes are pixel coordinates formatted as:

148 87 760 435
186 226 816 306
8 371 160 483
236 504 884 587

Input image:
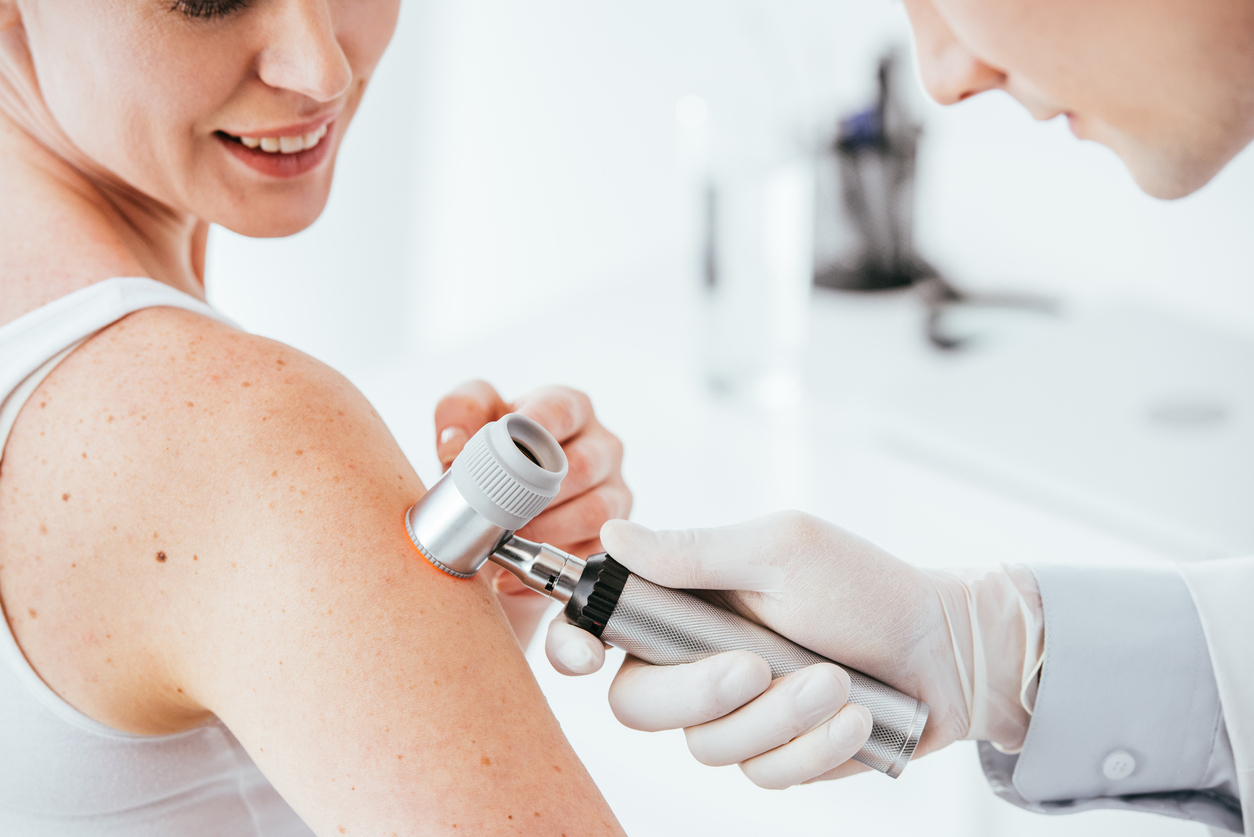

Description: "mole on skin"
156 552 167 563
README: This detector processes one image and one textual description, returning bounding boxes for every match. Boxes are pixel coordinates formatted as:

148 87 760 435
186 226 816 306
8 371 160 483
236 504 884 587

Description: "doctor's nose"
904 0 1005 105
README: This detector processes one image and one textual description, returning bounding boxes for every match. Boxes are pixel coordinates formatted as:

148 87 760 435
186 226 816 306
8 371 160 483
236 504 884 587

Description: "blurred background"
205 1 1254 834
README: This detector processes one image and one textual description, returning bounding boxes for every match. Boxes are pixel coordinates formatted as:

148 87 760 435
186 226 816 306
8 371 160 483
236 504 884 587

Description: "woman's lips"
216 121 335 179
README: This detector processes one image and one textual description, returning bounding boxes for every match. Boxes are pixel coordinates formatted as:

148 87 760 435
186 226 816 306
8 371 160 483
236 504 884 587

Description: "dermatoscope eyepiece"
405 413 567 578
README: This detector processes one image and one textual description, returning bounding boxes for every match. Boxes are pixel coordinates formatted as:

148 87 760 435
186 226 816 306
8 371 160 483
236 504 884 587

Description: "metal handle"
600 574 928 778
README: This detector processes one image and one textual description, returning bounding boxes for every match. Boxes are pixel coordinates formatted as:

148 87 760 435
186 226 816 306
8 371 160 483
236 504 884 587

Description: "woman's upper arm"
3 309 623 836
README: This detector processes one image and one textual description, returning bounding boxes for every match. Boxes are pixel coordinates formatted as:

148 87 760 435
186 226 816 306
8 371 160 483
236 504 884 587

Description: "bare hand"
433 380 632 645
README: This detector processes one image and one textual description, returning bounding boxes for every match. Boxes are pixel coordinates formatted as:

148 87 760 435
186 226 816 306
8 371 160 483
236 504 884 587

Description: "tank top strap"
0 278 233 400
0 278 235 462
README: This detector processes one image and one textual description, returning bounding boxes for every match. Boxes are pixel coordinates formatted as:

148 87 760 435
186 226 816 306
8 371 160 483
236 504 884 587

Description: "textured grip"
600 574 928 778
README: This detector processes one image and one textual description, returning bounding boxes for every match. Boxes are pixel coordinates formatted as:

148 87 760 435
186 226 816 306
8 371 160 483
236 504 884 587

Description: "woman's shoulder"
39 302 367 448
0 305 625 834
14 303 369 484
0 305 400 733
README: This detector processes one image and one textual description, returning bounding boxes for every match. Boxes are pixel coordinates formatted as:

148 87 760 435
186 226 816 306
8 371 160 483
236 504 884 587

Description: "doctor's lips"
215 116 336 177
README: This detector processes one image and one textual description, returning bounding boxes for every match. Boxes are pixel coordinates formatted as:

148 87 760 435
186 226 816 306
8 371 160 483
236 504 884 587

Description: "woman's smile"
216 116 337 179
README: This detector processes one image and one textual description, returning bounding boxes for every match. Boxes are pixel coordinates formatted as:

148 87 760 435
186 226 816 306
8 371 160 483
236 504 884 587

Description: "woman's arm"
0 307 625 836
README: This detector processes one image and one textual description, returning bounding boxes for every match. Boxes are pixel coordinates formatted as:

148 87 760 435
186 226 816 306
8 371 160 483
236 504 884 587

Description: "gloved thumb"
545 614 607 676
600 518 785 592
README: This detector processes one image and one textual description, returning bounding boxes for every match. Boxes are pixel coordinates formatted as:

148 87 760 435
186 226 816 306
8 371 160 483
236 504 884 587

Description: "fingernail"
558 641 597 674
492 571 527 594
437 427 469 466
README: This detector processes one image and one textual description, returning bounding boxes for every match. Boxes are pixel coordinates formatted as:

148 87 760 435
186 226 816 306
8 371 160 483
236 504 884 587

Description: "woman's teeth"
237 123 328 154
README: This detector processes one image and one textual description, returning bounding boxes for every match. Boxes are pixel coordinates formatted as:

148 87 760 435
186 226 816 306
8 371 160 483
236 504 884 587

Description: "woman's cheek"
336 0 402 79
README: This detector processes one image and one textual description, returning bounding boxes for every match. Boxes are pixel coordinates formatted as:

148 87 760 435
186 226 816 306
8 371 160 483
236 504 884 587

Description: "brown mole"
156 552 167 563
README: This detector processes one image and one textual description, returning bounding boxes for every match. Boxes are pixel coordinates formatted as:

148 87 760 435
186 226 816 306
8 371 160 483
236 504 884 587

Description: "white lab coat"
1182 557 1254 834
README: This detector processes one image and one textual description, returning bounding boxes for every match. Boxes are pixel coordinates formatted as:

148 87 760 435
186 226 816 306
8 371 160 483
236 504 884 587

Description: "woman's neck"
0 108 207 326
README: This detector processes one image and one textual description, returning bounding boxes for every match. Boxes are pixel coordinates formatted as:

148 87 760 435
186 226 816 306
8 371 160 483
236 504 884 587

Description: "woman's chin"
212 191 333 239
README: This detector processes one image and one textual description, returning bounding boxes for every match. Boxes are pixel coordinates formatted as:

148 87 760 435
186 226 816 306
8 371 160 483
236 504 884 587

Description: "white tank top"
0 278 313 836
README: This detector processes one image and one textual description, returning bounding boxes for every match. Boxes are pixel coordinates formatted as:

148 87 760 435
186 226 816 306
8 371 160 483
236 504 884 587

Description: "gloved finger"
683 664 850 767
738 703 873 790
519 479 632 552
600 517 787 593
511 386 594 444
546 427 623 507
545 615 607 676
802 758 873 783
434 379 509 468
608 651 771 732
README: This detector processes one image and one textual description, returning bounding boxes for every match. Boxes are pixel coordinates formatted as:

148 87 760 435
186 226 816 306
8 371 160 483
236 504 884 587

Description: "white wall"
916 89 1254 339
402 0 1254 352
402 0 914 350
208 0 1254 370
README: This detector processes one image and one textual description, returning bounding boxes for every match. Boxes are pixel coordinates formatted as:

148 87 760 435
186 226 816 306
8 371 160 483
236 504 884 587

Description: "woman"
0 1 630 834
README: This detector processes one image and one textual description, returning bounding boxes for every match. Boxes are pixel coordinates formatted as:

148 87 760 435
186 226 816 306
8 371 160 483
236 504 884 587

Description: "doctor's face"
902 0 1254 199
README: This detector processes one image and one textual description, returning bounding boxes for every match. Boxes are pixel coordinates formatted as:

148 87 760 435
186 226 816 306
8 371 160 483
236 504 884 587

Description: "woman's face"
16 0 399 236
902 0 1254 199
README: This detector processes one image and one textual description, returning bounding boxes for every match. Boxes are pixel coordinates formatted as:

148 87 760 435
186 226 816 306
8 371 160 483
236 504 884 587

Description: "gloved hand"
546 512 1044 788
433 380 632 647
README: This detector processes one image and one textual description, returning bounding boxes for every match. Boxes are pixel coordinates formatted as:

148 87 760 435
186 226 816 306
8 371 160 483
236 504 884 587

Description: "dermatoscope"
405 414 929 778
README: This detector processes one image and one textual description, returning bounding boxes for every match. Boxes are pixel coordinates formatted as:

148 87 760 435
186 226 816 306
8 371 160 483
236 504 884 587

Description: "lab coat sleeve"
1180 557 1254 836
977 564 1243 834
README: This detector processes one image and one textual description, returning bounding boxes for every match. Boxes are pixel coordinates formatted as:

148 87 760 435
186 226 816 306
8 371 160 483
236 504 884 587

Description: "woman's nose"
257 0 353 103
904 0 1005 106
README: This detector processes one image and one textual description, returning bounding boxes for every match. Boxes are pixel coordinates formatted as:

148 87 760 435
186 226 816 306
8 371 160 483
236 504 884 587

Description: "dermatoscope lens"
513 439 542 467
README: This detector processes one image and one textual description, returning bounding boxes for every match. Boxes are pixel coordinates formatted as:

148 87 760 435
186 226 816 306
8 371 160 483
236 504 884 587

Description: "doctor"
531 0 1254 832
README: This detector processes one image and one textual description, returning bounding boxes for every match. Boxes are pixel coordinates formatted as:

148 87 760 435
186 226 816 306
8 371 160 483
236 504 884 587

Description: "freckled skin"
0 307 626 836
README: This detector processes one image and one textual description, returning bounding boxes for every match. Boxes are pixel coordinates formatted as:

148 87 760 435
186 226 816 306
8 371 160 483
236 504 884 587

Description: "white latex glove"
546 513 1044 788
